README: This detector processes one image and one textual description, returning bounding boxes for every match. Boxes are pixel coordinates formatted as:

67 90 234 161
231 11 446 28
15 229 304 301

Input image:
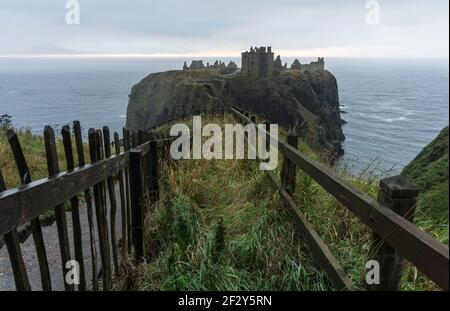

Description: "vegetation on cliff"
126 69 345 156
402 126 449 244
120 116 442 291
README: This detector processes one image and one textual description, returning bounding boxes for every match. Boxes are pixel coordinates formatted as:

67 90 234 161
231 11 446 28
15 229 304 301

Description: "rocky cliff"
126 69 345 155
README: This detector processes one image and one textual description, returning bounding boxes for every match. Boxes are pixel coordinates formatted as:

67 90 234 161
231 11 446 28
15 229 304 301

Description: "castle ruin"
241 46 325 77
183 60 238 74
241 46 274 78
182 47 325 77
291 57 325 72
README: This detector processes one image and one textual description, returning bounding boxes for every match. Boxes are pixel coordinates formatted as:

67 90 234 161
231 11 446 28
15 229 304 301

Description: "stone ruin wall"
241 46 274 78
182 47 325 77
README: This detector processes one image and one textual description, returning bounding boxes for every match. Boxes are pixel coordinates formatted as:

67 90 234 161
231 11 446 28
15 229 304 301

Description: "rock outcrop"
126 69 345 155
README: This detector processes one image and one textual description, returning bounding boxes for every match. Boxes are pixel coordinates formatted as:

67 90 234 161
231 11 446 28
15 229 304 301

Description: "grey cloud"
0 0 448 57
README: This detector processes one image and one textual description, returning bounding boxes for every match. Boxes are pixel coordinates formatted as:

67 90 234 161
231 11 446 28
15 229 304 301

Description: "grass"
123 157 333 290
116 116 332 290
0 125 90 222
121 114 447 291
290 162 444 290
281 136 446 290
402 126 449 243
0 126 68 188
1 117 446 291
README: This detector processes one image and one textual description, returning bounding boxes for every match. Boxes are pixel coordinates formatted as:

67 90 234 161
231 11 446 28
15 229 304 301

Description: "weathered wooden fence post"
102 126 120 276
61 125 86 290
114 132 128 259
129 148 144 261
0 169 31 291
88 129 112 290
7 129 51 291
281 135 298 195
149 140 160 203
367 175 419 291
44 126 73 291
123 127 132 252
73 121 98 290
95 129 113 288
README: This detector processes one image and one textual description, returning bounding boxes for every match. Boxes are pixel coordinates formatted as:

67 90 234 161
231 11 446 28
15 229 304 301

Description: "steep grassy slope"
402 126 449 225
399 126 449 257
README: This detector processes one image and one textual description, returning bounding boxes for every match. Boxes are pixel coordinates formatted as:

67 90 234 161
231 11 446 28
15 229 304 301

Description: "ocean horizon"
0 57 448 175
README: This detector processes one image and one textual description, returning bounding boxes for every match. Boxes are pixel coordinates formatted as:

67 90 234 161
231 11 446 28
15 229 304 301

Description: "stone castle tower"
241 46 274 78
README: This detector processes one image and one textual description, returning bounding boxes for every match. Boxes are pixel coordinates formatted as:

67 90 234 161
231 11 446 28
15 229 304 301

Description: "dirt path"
0 186 123 291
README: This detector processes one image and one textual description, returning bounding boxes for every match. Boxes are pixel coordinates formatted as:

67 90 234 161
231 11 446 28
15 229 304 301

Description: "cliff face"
402 126 449 221
126 69 345 155
126 70 224 130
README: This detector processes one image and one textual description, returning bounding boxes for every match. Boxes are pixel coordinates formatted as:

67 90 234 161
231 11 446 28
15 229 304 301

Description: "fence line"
230 107 449 291
0 107 448 291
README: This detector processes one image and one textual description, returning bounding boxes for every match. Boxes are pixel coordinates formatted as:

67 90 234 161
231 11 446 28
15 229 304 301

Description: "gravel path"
0 185 124 291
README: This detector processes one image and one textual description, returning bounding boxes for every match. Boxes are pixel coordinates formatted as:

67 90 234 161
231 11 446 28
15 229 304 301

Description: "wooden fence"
0 122 174 290
0 106 448 291
230 107 449 291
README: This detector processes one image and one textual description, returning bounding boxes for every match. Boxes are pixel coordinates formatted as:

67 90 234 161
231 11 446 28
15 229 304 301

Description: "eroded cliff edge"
126 69 345 155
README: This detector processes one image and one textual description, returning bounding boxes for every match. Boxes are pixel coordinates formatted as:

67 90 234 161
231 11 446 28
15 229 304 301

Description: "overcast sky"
0 0 448 58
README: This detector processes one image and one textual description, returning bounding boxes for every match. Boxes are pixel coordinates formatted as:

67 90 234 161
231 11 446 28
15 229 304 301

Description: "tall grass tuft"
128 156 333 291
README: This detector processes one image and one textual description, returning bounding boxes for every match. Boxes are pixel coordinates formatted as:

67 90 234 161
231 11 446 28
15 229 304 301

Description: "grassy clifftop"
402 126 449 235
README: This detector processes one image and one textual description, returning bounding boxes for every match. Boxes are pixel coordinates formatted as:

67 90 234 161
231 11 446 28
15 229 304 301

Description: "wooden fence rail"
0 119 182 290
1 107 448 291
0 108 218 291
230 107 449 291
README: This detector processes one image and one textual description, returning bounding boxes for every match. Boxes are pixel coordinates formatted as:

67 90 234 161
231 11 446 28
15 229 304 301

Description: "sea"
0 57 448 176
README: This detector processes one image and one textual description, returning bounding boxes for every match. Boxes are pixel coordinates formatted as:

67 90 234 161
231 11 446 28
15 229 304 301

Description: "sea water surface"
0 58 448 175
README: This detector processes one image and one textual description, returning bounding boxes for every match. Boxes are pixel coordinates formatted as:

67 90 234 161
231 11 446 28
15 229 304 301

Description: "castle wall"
241 46 274 78
263 51 274 77
290 57 325 72
303 57 325 72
